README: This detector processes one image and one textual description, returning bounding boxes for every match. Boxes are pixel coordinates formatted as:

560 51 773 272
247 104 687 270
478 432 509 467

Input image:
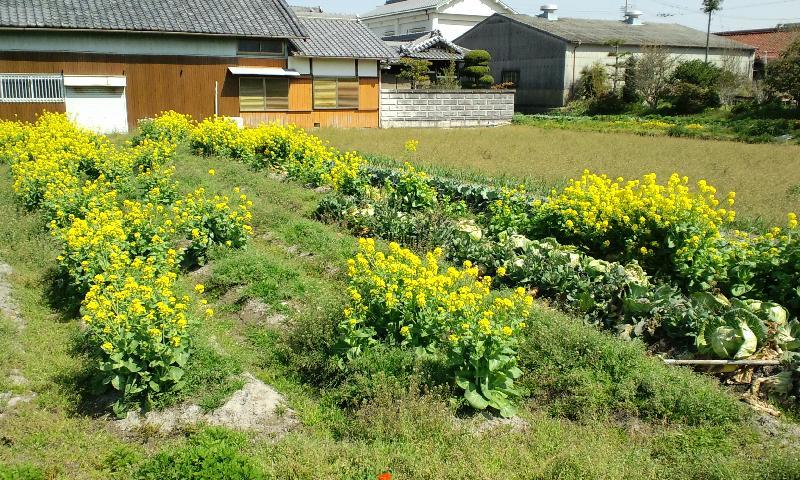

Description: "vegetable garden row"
2 111 799 419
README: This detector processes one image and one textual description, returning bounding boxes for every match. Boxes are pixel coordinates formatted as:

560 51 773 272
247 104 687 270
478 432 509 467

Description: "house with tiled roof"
716 24 800 79
456 8 756 109
362 0 516 41
382 30 469 89
0 0 393 131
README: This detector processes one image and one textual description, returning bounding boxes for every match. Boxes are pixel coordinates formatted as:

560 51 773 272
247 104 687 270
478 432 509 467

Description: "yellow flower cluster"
181 113 366 193
189 115 242 157
553 170 732 228
543 170 733 251
641 120 675 129
404 139 419 153
345 238 531 337
0 119 27 163
342 238 531 413
81 257 191 368
3 113 253 408
320 151 366 194
139 110 195 143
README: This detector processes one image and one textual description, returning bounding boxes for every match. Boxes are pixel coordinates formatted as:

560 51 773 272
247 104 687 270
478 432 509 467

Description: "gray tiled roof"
363 0 514 19
384 30 468 60
500 14 754 50
403 48 464 60
0 0 307 38
292 13 396 59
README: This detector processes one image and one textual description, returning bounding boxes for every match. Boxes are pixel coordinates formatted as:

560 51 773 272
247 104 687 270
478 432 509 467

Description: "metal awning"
63 75 127 87
228 67 301 77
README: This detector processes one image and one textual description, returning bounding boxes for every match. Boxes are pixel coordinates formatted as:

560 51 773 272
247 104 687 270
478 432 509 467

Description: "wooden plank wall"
0 101 65 121
0 52 380 129
244 77 379 128
241 110 379 128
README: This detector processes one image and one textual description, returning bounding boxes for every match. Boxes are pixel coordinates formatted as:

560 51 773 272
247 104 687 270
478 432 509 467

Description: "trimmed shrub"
461 50 494 89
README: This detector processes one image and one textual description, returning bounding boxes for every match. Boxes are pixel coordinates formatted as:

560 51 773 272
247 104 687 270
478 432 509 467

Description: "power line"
723 0 800 10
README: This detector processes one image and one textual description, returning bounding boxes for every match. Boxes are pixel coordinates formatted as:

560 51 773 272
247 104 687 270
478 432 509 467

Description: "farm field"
2 114 800 479
316 125 800 225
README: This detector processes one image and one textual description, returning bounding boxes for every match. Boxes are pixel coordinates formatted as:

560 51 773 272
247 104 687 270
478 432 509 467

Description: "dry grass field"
317 126 800 225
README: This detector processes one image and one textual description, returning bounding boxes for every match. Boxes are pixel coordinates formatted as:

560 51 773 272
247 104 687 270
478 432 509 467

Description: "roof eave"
291 53 393 60
0 25 308 39
362 7 438 20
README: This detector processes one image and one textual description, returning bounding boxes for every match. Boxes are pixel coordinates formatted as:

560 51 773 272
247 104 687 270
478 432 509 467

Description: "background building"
362 0 516 41
716 24 800 80
456 7 756 110
0 0 393 132
382 30 469 89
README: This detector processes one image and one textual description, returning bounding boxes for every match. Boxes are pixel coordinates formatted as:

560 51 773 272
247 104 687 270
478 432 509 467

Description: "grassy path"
1 154 800 478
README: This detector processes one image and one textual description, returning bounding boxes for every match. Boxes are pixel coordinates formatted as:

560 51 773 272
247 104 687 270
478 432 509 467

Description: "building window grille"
0 74 65 103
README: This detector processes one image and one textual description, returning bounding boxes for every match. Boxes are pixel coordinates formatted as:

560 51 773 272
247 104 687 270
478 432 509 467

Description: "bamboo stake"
663 359 781 366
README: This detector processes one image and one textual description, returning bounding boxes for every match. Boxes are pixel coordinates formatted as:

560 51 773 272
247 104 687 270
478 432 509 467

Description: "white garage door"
65 85 129 134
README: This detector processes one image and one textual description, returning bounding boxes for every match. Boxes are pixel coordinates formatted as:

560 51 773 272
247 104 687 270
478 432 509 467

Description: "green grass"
2 152 800 479
315 125 800 225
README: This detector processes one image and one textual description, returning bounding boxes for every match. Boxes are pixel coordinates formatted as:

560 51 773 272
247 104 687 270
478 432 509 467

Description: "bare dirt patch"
113 373 298 437
0 261 23 330
239 298 287 329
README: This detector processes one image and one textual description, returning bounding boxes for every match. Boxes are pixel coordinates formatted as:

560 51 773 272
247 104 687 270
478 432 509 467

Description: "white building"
361 0 516 41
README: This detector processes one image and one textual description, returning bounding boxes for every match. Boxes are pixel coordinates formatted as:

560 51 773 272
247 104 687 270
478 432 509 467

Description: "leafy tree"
670 60 722 113
434 60 461 89
461 50 494 89
575 62 611 99
398 58 432 89
672 59 721 87
622 56 640 103
766 38 800 104
634 45 680 109
605 39 631 93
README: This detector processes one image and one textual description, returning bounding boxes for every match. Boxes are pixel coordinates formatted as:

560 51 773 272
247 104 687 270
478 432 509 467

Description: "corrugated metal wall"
457 17 569 109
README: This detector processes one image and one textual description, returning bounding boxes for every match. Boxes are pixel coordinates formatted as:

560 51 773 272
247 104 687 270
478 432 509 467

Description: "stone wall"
380 89 514 128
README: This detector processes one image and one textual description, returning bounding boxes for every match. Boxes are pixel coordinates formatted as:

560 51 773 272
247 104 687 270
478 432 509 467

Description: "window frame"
238 76 290 112
501 70 520 87
312 77 360 110
0 73 65 103
237 39 287 58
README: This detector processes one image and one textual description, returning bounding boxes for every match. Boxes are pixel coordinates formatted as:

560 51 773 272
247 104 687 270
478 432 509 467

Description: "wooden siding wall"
241 110 378 128
0 52 380 129
243 77 379 128
359 78 380 111
0 101 66 121
0 52 289 127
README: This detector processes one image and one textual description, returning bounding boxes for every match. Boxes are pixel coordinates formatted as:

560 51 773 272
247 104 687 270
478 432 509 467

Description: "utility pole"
702 0 723 63
705 9 712 62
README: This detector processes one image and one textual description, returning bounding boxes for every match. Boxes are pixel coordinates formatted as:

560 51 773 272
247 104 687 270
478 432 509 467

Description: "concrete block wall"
380 90 515 128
